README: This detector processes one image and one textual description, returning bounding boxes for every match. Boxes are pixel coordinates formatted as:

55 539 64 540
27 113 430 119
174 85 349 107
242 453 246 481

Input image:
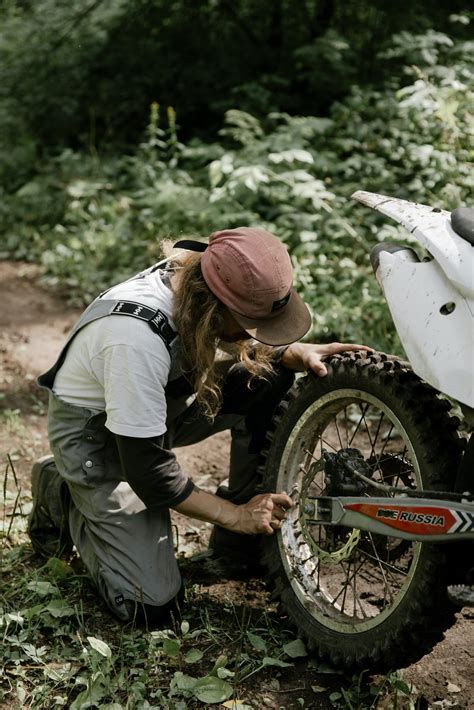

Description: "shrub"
2 29 472 353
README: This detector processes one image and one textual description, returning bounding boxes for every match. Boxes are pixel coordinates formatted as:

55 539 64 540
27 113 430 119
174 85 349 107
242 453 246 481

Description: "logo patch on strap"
110 300 177 351
148 310 176 348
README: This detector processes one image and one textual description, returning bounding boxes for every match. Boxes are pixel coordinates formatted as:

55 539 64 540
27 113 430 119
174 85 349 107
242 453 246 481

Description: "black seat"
451 207 474 245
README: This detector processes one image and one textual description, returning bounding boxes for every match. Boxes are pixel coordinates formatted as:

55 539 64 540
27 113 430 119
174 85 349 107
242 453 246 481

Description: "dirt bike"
261 191 474 670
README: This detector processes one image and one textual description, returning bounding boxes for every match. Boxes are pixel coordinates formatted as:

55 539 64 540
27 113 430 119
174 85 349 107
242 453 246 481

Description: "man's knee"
121 585 184 627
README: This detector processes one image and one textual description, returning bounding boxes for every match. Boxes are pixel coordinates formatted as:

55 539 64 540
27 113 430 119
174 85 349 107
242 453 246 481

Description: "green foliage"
0 0 469 155
1 27 472 353
0 465 306 709
328 670 414 709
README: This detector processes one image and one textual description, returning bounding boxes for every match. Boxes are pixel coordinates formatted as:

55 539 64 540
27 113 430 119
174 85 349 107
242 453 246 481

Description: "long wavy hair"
169 249 276 419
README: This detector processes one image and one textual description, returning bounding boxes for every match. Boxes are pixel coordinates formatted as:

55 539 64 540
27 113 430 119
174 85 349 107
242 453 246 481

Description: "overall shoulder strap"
37 293 177 391
107 300 176 349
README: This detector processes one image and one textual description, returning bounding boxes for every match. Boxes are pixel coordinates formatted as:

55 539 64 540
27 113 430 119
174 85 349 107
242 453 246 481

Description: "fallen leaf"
311 685 327 693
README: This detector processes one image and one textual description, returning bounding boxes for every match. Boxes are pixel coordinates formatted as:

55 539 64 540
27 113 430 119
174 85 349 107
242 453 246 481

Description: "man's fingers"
269 493 292 526
311 343 374 375
247 492 292 535
341 343 373 352
261 521 275 535
270 492 292 509
323 342 373 356
308 355 327 377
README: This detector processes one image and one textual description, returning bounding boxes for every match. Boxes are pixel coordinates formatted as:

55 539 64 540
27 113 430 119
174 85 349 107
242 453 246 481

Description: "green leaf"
184 648 203 664
70 678 107 710
172 671 197 691
43 557 73 579
180 620 190 635
163 638 180 657
312 661 342 674
282 639 308 658
43 663 77 682
16 685 26 704
193 676 233 704
22 604 45 620
268 149 314 165
392 678 411 695
87 636 112 658
262 657 293 668
246 632 267 653
26 580 56 596
150 629 172 641
3 612 24 626
45 599 75 617
211 654 228 674
21 643 48 661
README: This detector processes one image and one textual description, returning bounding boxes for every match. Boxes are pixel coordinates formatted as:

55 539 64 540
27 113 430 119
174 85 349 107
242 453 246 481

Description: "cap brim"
230 290 312 346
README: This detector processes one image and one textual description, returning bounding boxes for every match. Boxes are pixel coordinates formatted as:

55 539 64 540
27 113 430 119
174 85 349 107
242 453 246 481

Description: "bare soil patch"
1 261 472 709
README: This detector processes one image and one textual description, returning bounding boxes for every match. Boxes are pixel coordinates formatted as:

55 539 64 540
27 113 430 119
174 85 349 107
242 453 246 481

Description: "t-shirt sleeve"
95 342 171 438
115 434 195 509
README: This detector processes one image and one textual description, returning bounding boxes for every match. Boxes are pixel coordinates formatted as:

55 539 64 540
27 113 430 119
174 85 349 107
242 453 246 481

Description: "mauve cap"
174 227 311 345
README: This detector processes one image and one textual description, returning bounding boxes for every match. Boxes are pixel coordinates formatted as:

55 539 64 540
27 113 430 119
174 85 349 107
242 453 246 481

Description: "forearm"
174 488 293 536
173 488 240 531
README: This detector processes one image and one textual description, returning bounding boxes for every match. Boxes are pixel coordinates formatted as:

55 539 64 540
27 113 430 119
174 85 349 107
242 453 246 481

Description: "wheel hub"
323 447 370 496
299 448 366 564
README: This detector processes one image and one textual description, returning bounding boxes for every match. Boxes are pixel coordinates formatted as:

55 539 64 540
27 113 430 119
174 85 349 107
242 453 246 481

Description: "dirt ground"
1 261 473 709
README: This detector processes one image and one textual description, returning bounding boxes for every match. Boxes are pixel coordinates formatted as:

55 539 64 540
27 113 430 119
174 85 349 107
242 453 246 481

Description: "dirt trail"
1 261 472 708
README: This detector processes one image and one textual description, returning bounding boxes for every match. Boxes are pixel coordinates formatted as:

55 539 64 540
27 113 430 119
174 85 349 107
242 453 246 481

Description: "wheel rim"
277 388 423 634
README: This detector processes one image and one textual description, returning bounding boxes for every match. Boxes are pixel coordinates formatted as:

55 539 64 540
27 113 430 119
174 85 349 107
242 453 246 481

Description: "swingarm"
303 495 474 542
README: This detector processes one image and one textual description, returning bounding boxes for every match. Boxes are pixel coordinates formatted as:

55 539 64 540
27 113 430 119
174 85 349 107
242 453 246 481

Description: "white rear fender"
376 248 474 407
352 191 474 298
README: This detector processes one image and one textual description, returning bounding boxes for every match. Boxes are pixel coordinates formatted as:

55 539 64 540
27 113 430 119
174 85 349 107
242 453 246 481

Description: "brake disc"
298 458 361 565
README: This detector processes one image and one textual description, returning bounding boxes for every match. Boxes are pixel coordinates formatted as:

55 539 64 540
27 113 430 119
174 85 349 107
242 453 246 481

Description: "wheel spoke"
349 562 370 618
340 560 351 611
367 533 394 605
315 555 321 589
332 560 354 610
359 404 375 450
370 411 385 460
348 403 370 446
357 547 409 578
334 415 344 450
331 556 366 610
320 436 339 453
343 407 350 446
377 423 395 460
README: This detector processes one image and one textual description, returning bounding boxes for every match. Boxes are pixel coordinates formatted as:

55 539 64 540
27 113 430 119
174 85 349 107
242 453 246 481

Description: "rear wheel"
261 351 462 669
